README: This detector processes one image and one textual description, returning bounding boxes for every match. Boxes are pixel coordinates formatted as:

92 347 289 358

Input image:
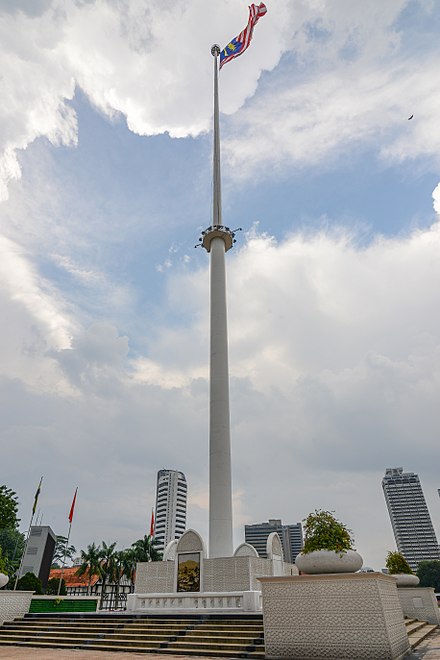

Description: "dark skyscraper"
245 519 303 563
382 467 440 571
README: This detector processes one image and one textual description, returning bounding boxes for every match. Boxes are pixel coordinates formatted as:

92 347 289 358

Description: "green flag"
32 477 43 516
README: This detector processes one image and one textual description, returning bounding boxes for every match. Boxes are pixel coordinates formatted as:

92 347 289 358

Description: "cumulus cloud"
2 0 440 568
433 182 440 215
1 217 439 566
2 0 439 198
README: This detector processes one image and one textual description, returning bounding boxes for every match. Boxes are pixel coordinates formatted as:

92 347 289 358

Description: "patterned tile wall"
260 574 410 660
397 587 440 625
0 591 33 625
134 561 174 593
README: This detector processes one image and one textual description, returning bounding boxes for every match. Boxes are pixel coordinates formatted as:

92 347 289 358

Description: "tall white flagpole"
199 46 236 558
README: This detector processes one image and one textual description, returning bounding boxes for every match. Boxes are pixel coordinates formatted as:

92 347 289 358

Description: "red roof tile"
49 567 100 588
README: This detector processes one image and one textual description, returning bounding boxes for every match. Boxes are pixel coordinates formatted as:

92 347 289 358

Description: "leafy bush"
16 572 43 594
417 560 440 590
385 551 413 575
45 577 66 595
0 548 9 577
302 510 355 555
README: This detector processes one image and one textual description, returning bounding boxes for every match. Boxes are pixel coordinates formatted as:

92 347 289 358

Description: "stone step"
405 620 428 635
0 612 266 657
182 630 263 638
165 640 263 651
407 623 438 649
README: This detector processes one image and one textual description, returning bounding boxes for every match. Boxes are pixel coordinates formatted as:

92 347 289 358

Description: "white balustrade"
126 590 261 613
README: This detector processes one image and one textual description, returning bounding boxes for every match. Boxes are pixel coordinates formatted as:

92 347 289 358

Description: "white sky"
1 0 440 570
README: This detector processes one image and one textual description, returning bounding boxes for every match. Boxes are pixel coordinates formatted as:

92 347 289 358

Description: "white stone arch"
162 539 178 561
267 532 284 576
234 542 259 558
176 529 206 555
175 529 206 593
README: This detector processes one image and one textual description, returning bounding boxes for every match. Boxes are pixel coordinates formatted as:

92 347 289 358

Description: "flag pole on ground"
58 487 78 595
14 476 43 590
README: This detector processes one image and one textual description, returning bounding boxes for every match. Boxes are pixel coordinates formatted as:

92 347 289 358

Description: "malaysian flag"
220 3 267 70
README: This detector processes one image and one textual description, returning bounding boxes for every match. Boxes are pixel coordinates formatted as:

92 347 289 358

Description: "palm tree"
121 548 137 590
52 535 77 568
76 542 102 596
131 535 162 563
98 541 117 610
112 550 127 610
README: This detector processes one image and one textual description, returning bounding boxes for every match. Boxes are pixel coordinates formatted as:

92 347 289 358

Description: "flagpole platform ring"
201 226 235 252
211 44 220 57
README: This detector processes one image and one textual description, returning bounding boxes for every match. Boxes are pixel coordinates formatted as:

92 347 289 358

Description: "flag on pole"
32 477 43 516
150 509 155 537
68 487 78 524
219 3 267 69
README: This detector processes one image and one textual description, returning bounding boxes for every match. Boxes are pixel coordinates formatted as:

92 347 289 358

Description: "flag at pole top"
68 487 78 524
150 509 155 537
32 477 43 516
219 3 267 70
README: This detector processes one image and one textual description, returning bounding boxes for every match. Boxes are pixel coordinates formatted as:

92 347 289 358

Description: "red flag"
68 488 78 524
150 509 155 537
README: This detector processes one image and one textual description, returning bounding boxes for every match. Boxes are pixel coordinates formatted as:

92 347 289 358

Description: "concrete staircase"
405 617 439 649
0 612 436 656
0 613 265 657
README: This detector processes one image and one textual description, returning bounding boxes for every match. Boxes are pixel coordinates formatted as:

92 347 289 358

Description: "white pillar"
209 235 233 558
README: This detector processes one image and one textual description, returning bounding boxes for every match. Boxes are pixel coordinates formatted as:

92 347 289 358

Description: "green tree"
51 536 76 568
0 486 20 529
131 535 162 563
121 548 137 589
0 547 9 576
76 542 102 596
111 550 127 610
16 572 43 594
385 551 413 575
0 528 25 574
98 541 117 610
302 510 355 554
45 577 67 595
417 560 440 591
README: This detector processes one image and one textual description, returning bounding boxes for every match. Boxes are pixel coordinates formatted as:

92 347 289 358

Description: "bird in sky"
408 114 414 120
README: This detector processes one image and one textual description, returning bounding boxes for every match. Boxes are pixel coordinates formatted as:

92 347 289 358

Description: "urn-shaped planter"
392 573 420 587
0 573 9 589
295 549 363 574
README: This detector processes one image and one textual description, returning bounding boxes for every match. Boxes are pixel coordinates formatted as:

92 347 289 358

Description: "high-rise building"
382 467 440 571
245 519 303 563
154 469 187 552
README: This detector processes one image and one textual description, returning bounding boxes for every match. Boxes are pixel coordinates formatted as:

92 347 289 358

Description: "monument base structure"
397 587 440 625
128 529 297 614
258 573 411 660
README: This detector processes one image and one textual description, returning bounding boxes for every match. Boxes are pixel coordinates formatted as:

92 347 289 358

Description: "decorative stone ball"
295 549 363 574
392 573 420 587
0 573 9 589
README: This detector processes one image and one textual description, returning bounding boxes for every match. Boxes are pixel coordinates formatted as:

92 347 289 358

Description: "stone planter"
392 573 420 587
0 574 8 589
295 549 363 574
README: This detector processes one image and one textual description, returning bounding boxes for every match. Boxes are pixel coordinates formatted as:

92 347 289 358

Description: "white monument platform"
128 529 297 614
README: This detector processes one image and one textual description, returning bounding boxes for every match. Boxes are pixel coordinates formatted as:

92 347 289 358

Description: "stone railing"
127 590 262 613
